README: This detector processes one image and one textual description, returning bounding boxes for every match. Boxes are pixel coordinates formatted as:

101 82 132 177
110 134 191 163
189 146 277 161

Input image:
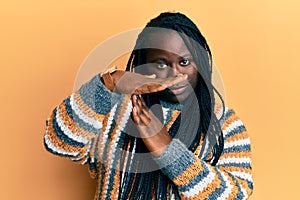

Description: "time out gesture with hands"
101 67 187 157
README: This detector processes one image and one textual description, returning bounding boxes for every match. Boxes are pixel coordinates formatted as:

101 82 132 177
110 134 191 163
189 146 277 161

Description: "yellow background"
1 0 299 199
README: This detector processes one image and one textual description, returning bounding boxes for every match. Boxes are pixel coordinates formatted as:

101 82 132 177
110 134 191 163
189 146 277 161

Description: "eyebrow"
148 53 193 63
148 58 167 63
181 54 193 58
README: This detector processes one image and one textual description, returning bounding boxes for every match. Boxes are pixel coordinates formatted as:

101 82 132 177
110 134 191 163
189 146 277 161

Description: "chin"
158 91 189 103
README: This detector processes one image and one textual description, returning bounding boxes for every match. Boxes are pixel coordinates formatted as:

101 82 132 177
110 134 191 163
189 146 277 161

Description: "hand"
131 94 172 157
111 70 187 95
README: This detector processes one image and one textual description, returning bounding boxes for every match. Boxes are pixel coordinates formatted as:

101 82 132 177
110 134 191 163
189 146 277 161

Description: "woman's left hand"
131 94 172 157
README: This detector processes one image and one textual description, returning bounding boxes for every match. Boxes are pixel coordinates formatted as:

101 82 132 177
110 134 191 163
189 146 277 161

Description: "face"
142 31 199 102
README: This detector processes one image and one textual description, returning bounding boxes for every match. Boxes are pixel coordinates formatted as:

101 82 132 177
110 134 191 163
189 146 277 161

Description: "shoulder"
214 103 242 126
214 103 249 137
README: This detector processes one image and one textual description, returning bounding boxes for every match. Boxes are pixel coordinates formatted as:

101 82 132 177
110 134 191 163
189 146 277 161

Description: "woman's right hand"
110 70 188 95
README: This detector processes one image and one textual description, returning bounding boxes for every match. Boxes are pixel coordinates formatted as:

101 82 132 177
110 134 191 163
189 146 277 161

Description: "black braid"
122 12 225 198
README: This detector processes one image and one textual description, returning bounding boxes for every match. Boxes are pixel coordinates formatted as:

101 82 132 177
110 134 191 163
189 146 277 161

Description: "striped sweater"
44 74 253 199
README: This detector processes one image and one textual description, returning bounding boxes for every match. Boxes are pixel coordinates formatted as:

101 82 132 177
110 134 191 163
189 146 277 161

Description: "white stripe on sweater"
70 94 102 129
223 119 244 137
240 184 249 200
44 134 79 157
162 107 169 125
99 104 118 200
230 171 252 183
218 157 251 165
71 142 92 162
224 138 251 149
180 164 215 197
56 109 89 145
104 101 132 199
217 171 233 200
107 101 132 167
98 104 117 162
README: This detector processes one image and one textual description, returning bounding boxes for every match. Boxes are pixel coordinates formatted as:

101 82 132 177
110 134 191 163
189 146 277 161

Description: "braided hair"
119 12 225 199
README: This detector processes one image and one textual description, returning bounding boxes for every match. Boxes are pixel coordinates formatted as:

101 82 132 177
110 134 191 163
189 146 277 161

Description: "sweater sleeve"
153 107 253 200
44 74 120 168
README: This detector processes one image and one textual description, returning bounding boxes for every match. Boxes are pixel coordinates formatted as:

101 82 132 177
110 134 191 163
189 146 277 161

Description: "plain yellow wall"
1 0 299 199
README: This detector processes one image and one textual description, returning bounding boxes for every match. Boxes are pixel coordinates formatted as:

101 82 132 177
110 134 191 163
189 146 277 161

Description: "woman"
44 12 253 199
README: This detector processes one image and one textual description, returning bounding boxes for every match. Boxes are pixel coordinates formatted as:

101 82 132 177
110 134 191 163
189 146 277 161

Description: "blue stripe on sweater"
161 151 196 180
79 75 121 115
226 173 246 200
52 108 85 148
178 161 210 192
216 162 252 169
222 144 251 154
64 97 100 135
229 171 253 190
43 136 76 158
105 108 127 199
97 109 118 196
206 169 227 200
219 108 235 126
224 125 247 140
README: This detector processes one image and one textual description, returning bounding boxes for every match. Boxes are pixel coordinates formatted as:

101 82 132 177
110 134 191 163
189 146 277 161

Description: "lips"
169 85 188 95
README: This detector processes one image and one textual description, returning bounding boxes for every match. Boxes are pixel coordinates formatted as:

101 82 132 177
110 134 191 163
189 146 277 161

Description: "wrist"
100 66 118 91
111 70 125 86
141 128 172 157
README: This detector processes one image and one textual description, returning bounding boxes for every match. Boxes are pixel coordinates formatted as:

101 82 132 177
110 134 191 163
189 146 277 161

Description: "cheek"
188 68 199 88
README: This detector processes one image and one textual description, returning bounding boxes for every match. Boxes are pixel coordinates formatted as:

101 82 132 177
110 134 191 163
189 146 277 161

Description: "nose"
169 63 181 77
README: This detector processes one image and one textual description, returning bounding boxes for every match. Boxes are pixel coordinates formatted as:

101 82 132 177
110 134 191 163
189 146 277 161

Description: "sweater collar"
159 99 182 111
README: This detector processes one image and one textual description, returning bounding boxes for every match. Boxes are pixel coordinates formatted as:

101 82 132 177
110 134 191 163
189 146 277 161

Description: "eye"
156 63 168 69
179 58 191 66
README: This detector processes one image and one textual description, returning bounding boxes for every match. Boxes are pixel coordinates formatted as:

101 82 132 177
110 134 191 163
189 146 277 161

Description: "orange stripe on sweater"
101 97 131 198
166 110 180 131
237 179 253 197
224 131 249 143
46 111 88 158
172 158 204 186
219 151 251 160
97 112 110 162
58 102 96 140
100 165 110 200
74 91 105 122
223 172 239 200
218 166 252 175
180 166 222 200
221 111 239 130
110 160 121 199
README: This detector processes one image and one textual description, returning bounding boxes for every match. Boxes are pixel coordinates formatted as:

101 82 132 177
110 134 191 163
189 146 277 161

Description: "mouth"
168 85 188 95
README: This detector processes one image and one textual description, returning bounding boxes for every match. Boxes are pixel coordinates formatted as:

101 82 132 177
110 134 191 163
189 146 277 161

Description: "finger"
138 112 151 126
131 94 137 106
145 74 156 78
133 74 187 94
161 74 188 88
132 95 144 124
146 74 187 92
132 106 141 125
138 95 148 109
136 95 151 119
133 83 165 94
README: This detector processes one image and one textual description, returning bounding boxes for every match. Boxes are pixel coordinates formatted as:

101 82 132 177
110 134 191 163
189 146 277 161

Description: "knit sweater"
44 74 253 200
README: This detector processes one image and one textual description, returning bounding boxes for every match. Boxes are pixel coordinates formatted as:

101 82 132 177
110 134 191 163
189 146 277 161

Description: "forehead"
144 30 190 56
